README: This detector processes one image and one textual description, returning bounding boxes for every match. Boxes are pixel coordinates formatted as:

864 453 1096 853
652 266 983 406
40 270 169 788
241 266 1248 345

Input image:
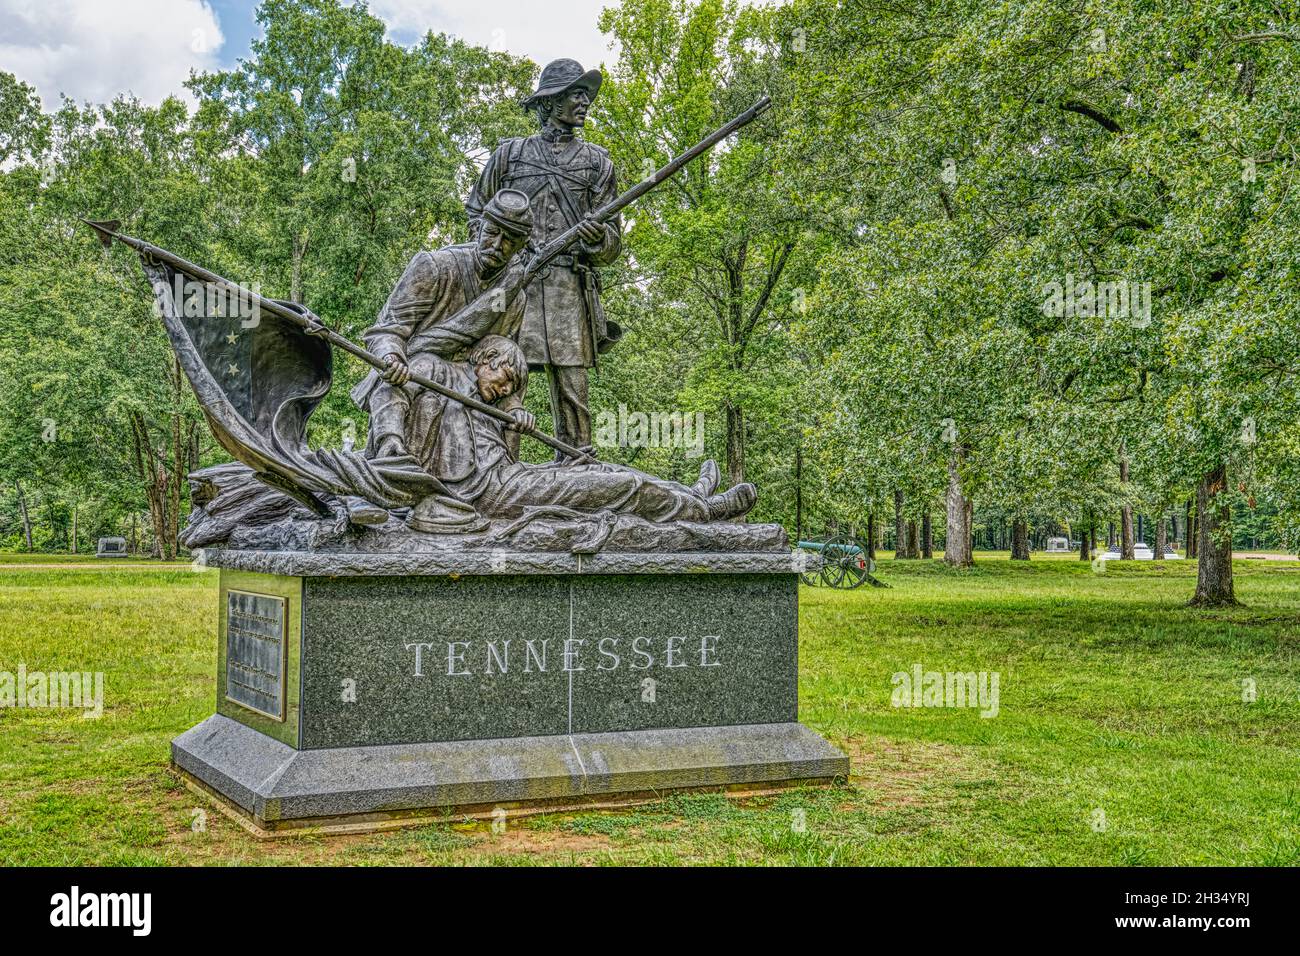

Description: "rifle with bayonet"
441 95 773 341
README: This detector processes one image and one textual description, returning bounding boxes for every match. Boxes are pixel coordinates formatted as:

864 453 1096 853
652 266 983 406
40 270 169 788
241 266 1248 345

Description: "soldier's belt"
533 253 579 269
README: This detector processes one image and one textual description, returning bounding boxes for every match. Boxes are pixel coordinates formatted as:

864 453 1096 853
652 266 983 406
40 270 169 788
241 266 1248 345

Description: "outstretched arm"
361 252 449 365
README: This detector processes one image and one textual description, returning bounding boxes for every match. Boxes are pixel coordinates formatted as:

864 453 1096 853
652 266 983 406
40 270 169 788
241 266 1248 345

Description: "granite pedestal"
173 546 848 835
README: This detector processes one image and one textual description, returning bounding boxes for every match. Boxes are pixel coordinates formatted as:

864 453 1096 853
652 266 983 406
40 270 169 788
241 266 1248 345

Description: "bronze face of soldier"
545 87 591 130
475 218 527 274
475 361 517 404
469 335 535 433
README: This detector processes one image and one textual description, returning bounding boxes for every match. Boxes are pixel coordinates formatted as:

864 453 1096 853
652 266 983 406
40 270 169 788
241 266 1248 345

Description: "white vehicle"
1099 543 1182 560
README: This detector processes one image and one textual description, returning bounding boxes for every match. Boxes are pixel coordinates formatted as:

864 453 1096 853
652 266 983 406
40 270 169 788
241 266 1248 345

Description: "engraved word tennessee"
405 635 723 678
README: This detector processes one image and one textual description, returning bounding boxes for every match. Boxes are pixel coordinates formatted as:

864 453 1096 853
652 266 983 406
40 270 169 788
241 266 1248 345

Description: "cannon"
795 533 886 589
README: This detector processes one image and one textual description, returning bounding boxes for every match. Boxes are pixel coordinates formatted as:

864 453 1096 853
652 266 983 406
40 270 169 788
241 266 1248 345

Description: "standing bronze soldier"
467 58 622 460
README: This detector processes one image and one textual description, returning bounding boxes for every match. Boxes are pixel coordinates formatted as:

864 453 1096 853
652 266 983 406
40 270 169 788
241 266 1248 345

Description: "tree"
781 0 1300 598
0 73 49 165
593 0 811 491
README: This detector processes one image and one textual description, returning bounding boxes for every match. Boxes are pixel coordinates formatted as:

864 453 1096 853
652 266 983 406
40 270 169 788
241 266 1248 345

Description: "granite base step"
172 714 850 836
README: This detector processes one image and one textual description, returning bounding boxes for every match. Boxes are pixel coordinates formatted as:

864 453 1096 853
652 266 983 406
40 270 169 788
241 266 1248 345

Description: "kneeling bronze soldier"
350 189 536 528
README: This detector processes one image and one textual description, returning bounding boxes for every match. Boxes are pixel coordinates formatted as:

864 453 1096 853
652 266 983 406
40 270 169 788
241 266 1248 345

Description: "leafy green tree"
0 73 48 166
187 0 535 442
593 0 810 498
781 0 1300 596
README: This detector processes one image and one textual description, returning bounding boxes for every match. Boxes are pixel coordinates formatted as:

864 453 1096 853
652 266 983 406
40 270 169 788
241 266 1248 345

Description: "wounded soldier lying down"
372 334 756 529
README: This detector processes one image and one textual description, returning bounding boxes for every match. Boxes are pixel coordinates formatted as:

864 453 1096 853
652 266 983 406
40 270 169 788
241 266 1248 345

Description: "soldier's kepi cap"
522 58 603 109
482 188 534 238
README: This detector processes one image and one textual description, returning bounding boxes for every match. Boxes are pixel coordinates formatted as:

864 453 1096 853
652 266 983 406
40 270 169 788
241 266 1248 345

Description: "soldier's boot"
706 482 757 521
691 459 721 497
343 496 388 526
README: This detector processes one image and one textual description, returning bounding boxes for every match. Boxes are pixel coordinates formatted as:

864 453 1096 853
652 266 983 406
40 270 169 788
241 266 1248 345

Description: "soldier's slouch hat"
522 58 603 109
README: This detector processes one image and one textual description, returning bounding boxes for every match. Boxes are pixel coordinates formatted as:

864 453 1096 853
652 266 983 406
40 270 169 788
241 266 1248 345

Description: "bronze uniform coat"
350 243 526 409
466 132 621 369
407 356 511 504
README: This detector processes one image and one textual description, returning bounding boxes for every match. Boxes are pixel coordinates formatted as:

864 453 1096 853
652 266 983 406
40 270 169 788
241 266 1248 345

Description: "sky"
0 0 618 110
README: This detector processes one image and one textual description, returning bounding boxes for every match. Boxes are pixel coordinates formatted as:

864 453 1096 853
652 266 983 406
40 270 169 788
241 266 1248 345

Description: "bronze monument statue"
346 188 536 531
93 77 847 837
85 92 772 550
365 332 753 528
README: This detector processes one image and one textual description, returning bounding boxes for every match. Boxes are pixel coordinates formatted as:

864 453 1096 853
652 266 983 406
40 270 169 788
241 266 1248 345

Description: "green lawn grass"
1 553 1297 865
0 552 190 565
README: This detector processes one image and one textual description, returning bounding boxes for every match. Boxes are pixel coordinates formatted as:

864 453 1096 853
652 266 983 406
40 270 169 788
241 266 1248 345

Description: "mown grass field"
1 552 1298 865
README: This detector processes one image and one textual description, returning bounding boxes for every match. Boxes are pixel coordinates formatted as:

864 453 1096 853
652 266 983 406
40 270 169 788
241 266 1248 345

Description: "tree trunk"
14 479 33 551
922 509 933 558
944 448 973 568
290 232 306 305
866 511 876 559
1079 519 1090 561
187 418 201 473
722 248 750 486
1191 464 1237 606
167 359 185 558
145 467 168 559
966 496 974 556
906 519 919 559
1186 498 1197 558
45 496 58 550
1119 455 1134 559
131 411 172 561
70 502 78 554
894 489 906 558
1011 518 1030 560
724 401 745 488
793 441 802 544
1154 513 1167 560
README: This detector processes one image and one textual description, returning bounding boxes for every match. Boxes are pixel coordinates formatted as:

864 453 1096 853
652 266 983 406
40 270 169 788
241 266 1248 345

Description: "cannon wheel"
820 533 873 590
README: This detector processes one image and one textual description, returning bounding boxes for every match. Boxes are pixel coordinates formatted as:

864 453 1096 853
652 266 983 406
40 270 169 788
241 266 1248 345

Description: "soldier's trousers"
545 365 590 460
478 461 710 523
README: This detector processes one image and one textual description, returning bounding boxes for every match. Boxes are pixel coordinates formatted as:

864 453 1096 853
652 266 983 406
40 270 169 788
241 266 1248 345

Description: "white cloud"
367 0 618 74
0 0 224 109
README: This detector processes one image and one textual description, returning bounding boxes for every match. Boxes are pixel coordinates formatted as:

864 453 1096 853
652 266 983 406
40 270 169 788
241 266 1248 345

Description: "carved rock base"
175 556 844 835
173 717 848 836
